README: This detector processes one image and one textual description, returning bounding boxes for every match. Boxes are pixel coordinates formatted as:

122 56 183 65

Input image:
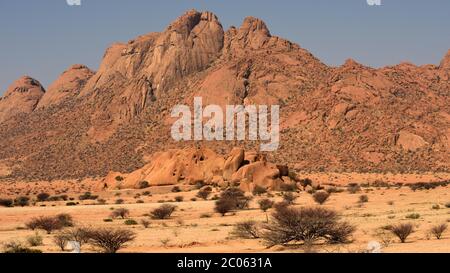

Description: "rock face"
97 147 286 191
0 10 449 181
0 76 45 123
37 64 94 109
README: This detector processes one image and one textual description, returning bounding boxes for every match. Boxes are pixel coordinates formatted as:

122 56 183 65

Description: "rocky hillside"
0 10 449 181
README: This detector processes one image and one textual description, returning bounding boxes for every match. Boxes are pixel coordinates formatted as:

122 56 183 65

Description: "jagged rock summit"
0 76 45 123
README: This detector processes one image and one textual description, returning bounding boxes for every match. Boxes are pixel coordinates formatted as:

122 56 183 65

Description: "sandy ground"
0 174 449 253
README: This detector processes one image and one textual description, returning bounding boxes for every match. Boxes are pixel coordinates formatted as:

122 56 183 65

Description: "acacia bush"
262 206 355 247
59 227 91 249
26 214 74 234
214 198 235 216
430 224 447 240
258 199 274 212
282 192 297 205
56 213 74 227
150 204 176 219
231 221 260 239
312 191 330 205
111 208 130 219
86 228 136 253
26 216 63 234
220 188 252 210
389 223 414 243
53 234 69 251
197 188 212 200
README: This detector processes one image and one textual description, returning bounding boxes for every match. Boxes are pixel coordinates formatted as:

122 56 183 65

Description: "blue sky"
0 0 449 94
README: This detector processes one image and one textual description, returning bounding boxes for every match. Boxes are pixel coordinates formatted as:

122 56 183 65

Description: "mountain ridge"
0 10 448 181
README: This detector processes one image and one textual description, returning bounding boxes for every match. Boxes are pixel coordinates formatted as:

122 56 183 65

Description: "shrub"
312 191 330 205
26 216 63 234
231 221 260 239
141 220 150 228
347 183 361 194
252 185 267 196
86 228 136 253
214 198 235 216
359 195 369 203
66 202 77 206
78 192 98 201
262 206 355 247
280 183 298 192
326 186 343 193
220 188 252 210
103 218 113 222
124 219 138 225
0 198 13 207
2 241 42 253
56 213 74 227
60 227 91 248
174 196 184 202
115 199 124 204
258 199 274 212
405 213 420 220
432 204 440 210
197 189 211 200
14 196 30 207
150 204 176 219
115 176 124 182
299 178 313 188
138 181 150 189
26 232 43 247
53 233 69 251
171 186 182 193
389 223 414 243
430 224 447 240
36 193 50 202
111 208 130 219
445 202 450 208
282 192 297 205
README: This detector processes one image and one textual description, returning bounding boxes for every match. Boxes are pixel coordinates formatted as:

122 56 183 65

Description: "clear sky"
0 0 449 94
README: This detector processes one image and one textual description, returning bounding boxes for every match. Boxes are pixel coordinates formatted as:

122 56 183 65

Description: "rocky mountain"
0 10 448 181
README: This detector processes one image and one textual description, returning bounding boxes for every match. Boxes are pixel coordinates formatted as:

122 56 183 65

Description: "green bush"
359 195 369 203
2 241 42 253
312 191 330 205
124 219 138 226
26 232 43 247
252 185 267 196
405 213 420 220
79 192 98 201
